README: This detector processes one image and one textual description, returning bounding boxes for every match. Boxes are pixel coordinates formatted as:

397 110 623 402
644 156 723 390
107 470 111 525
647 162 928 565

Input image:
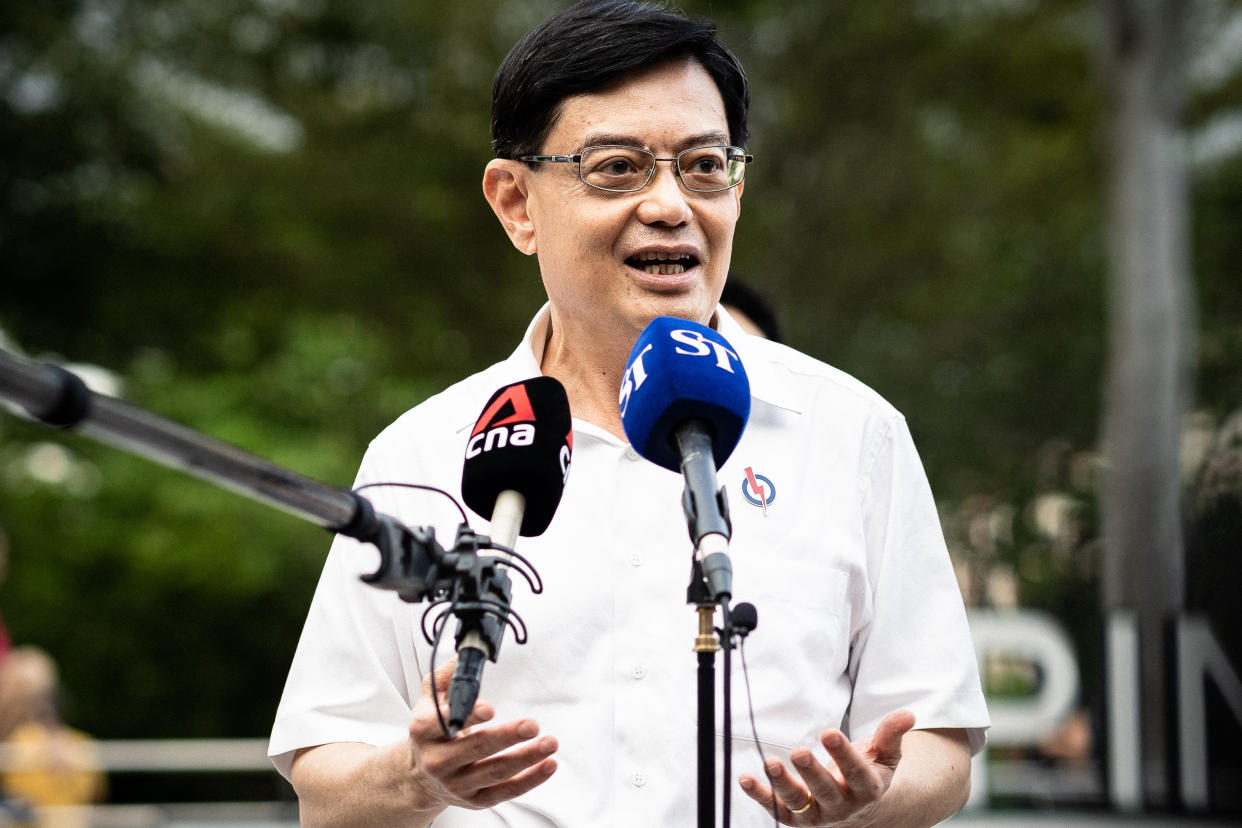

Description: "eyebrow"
576 131 732 152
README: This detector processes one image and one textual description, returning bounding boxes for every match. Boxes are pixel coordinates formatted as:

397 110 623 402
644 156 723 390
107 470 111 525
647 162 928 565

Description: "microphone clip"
674 421 733 547
358 520 522 661
443 525 514 664
360 515 540 740
681 482 732 546
356 512 446 604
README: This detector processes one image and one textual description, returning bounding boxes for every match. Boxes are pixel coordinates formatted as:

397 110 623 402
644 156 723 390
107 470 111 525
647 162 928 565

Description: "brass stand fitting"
693 605 720 653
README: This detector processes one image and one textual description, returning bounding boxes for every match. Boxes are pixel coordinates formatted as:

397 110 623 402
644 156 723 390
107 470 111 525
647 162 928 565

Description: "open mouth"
626 251 699 275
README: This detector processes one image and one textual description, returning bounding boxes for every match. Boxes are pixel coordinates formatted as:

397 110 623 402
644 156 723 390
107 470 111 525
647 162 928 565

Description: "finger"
413 658 460 725
470 756 559 809
421 657 459 694
452 734 559 794
412 659 498 740
425 718 546 777
457 701 497 732
822 730 884 801
760 758 816 817
869 709 916 768
788 748 846 811
737 774 780 812
410 696 496 742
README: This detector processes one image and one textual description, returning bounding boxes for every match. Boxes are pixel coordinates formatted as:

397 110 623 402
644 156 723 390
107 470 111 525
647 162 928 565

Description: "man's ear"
483 159 537 256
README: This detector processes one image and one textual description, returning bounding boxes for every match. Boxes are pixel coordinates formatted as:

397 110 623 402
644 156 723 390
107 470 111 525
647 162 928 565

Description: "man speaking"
269 1 989 825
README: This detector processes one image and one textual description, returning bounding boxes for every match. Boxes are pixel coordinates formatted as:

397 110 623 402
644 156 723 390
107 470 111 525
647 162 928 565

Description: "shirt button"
631 664 647 680
632 771 648 787
629 552 644 567
624 447 640 461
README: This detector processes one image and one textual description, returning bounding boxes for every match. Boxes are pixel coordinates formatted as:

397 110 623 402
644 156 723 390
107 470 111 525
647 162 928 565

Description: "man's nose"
635 160 693 226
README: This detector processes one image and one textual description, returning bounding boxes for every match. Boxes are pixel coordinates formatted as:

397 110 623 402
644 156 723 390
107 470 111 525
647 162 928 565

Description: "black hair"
721 276 784 343
491 0 749 159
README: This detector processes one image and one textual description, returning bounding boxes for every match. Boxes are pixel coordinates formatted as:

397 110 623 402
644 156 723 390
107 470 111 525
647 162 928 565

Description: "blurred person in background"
721 276 783 343
0 649 106 825
0 526 105 826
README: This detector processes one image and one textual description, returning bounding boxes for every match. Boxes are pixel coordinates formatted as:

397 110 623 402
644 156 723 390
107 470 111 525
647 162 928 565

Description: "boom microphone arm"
1 348 444 603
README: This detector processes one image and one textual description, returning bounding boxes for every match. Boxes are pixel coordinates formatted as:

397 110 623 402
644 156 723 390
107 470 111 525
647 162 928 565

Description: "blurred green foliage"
1 0 1240 763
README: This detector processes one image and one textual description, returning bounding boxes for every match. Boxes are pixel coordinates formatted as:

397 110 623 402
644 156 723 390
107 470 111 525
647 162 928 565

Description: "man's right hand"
289 658 558 827
402 658 560 812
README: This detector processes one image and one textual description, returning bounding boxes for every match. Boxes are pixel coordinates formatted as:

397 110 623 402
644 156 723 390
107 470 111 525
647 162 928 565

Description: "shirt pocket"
718 565 854 753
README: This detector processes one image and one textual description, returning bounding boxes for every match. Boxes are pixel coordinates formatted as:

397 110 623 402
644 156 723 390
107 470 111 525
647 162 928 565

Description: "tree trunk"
1097 0 1194 808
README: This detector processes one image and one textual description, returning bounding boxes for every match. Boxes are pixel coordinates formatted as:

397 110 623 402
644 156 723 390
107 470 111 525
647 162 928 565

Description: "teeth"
631 250 695 275
641 263 686 275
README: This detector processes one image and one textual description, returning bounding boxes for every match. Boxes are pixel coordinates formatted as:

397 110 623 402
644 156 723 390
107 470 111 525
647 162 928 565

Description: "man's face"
521 57 743 342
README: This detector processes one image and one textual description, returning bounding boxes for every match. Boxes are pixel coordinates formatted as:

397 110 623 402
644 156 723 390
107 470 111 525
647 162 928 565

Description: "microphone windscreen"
461 376 573 537
619 316 750 473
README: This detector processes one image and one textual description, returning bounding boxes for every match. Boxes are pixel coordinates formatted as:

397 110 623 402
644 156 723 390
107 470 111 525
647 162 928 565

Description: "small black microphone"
728 601 758 638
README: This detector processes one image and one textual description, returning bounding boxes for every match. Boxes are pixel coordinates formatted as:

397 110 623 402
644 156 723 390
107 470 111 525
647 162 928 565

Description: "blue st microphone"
619 316 750 603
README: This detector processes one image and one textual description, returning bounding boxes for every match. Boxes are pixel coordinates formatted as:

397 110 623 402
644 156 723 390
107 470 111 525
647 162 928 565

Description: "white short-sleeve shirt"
269 306 990 826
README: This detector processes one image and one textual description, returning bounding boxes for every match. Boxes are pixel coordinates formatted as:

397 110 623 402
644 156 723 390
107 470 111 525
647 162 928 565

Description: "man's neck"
537 313 634 441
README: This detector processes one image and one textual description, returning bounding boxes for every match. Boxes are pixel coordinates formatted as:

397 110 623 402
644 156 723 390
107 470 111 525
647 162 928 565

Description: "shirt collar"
713 306 805 415
485 302 804 427
507 304 552 377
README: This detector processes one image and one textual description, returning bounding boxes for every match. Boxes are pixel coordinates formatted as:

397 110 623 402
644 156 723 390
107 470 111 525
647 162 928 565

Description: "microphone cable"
352 481 469 523
735 621 780 827
722 602 735 827
721 600 761 827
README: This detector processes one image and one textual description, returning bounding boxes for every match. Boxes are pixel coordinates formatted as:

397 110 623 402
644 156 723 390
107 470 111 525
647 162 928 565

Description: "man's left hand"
738 709 916 826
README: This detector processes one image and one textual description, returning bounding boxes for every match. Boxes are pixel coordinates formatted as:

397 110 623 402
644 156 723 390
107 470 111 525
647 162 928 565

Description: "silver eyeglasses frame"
517 144 753 194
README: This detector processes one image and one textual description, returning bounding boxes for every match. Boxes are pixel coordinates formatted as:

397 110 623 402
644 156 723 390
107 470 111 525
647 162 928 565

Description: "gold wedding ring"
790 798 814 815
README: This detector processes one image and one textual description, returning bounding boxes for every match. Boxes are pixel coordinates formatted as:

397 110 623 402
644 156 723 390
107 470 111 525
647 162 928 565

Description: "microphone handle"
673 421 731 542
488 489 525 551
447 490 525 736
673 421 733 603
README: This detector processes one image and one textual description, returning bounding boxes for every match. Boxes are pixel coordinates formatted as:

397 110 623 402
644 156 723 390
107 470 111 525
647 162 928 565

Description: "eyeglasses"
517 145 753 193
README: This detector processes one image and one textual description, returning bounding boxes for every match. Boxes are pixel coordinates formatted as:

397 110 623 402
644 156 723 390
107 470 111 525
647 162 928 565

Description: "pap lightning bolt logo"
742 466 775 515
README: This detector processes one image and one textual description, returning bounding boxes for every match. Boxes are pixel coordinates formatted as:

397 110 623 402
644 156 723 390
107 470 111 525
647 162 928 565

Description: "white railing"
92 738 274 772
1 739 295 827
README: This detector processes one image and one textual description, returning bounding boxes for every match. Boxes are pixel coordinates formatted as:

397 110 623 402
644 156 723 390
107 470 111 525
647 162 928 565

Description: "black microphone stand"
0 348 514 631
673 422 737 828
688 563 721 828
